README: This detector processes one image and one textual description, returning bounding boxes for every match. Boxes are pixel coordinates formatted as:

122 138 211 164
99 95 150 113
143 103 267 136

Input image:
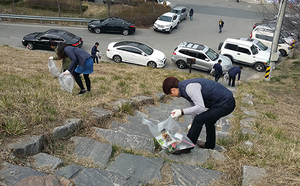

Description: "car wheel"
176 60 187 69
168 27 173 34
253 62 265 72
94 28 101 34
279 49 287 57
27 42 34 50
113 55 122 63
147 61 157 68
224 55 233 63
218 42 223 51
123 29 129 36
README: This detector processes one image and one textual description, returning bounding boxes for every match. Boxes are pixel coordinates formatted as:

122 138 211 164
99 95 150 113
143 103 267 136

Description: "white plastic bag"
210 68 215 76
48 59 60 78
142 116 195 154
96 51 101 59
58 73 74 93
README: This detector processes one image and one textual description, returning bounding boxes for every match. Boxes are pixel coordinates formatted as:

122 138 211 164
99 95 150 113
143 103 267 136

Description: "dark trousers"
215 73 221 82
187 97 235 149
92 54 98 64
73 72 91 91
228 75 236 86
219 26 222 32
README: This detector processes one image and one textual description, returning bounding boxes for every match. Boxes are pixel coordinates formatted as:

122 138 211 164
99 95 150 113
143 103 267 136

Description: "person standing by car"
57 42 94 95
48 40 71 72
189 8 194 20
227 66 243 87
219 19 224 33
213 59 223 82
162 77 235 155
91 42 100 64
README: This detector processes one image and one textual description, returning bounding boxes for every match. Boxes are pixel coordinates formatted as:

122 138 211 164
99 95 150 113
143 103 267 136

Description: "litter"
58 73 74 93
48 59 60 78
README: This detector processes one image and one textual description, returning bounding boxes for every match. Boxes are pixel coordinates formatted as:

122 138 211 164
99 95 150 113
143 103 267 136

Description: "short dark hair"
95 42 99 45
239 66 243 69
162 77 179 95
49 40 57 46
218 59 222 63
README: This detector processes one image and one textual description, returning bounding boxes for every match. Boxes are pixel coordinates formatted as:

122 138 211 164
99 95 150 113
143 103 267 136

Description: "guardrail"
0 14 95 24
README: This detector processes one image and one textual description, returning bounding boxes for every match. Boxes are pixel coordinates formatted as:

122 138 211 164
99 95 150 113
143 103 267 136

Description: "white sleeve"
182 83 206 116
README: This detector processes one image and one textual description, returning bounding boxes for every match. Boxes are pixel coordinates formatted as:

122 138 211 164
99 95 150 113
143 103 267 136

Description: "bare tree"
54 0 61 17
79 0 83 18
12 0 17 14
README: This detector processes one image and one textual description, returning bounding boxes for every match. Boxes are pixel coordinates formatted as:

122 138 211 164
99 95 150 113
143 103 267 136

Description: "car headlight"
89 24 96 28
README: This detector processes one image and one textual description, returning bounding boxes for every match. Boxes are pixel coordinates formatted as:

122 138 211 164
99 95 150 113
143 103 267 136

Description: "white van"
218 38 269 72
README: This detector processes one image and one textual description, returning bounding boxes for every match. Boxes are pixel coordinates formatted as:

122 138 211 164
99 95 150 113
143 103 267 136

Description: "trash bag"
210 68 215 76
96 51 101 59
223 73 229 81
142 116 195 154
58 73 74 93
48 59 60 78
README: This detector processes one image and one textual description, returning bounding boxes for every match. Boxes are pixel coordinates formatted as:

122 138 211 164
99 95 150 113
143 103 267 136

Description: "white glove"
63 70 70 75
171 109 182 119
187 123 192 130
49 56 53 60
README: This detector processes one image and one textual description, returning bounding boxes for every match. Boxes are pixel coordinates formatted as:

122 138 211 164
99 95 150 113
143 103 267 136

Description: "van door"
235 46 254 65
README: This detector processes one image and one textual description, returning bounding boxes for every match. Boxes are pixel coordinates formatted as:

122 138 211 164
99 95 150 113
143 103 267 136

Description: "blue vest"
178 78 233 108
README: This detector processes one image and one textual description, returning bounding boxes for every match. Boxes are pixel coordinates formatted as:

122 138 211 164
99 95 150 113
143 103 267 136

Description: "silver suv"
171 6 188 22
171 42 232 73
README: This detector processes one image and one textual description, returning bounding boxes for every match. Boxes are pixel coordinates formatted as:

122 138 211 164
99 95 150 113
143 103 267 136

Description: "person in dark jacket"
189 8 194 20
219 19 224 33
57 42 93 95
91 42 99 64
213 59 223 82
227 66 243 87
162 77 235 155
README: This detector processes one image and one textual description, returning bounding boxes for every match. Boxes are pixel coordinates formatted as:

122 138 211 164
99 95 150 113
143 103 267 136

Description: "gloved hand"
187 123 192 130
171 109 182 119
49 56 53 60
63 70 70 75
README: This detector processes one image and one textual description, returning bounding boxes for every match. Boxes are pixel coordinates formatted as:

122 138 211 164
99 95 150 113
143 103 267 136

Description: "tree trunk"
12 0 17 14
107 0 111 17
79 0 83 18
55 0 61 17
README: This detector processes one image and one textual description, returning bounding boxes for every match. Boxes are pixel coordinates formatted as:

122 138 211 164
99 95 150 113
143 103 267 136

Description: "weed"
119 103 134 115
264 112 277 120
2 117 26 136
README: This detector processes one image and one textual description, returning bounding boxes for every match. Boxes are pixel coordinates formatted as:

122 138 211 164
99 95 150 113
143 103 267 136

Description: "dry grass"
1 44 300 185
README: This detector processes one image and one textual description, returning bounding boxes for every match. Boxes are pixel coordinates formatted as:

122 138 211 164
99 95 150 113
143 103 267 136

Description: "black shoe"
172 148 192 155
77 89 86 95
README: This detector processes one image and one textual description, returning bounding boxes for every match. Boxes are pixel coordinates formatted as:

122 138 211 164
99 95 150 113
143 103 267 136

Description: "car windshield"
205 48 219 61
159 16 172 22
137 44 153 55
281 31 289 38
171 9 180 14
256 40 268 51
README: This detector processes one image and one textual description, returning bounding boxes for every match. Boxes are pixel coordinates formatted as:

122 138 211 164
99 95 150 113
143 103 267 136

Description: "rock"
130 95 154 106
241 98 254 105
241 107 259 117
71 137 112 168
242 165 266 186
52 119 82 140
154 92 166 101
14 175 73 186
209 149 226 161
110 99 135 111
94 127 154 152
0 162 46 186
106 153 164 185
9 135 45 156
33 153 63 170
90 107 113 123
71 168 129 186
240 117 256 128
171 163 224 185
54 164 84 179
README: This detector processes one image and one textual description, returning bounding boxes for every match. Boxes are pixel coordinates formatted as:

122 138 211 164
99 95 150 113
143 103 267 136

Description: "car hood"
151 49 166 61
154 20 172 26
23 32 42 40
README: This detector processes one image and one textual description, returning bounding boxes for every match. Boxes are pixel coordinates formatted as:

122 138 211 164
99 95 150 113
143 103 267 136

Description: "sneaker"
77 89 86 95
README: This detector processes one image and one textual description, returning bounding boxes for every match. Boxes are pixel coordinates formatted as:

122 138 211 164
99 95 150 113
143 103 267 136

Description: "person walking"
57 42 94 95
213 59 223 82
227 66 243 87
236 0 239 2
189 8 194 20
162 77 235 155
219 19 224 33
48 40 71 72
91 42 100 64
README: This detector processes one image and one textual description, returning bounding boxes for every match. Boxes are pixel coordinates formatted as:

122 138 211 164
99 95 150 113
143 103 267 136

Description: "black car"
88 17 135 36
22 29 83 50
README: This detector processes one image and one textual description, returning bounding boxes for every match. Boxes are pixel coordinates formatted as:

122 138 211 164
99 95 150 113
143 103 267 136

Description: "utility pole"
265 0 287 81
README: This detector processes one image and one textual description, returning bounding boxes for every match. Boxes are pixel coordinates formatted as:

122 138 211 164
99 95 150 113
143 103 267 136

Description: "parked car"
250 28 292 57
171 6 188 22
88 17 135 36
153 12 180 34
218 38 269 72
106 41 167 68
22 29 83 50
171 42 232 73
239 37 281 62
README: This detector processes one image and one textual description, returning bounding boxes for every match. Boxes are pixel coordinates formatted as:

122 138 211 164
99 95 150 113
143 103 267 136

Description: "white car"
106 41 167 68
153 12 180 34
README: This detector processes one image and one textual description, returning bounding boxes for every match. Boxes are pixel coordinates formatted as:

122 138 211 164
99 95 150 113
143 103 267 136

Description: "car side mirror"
205 58 209 61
